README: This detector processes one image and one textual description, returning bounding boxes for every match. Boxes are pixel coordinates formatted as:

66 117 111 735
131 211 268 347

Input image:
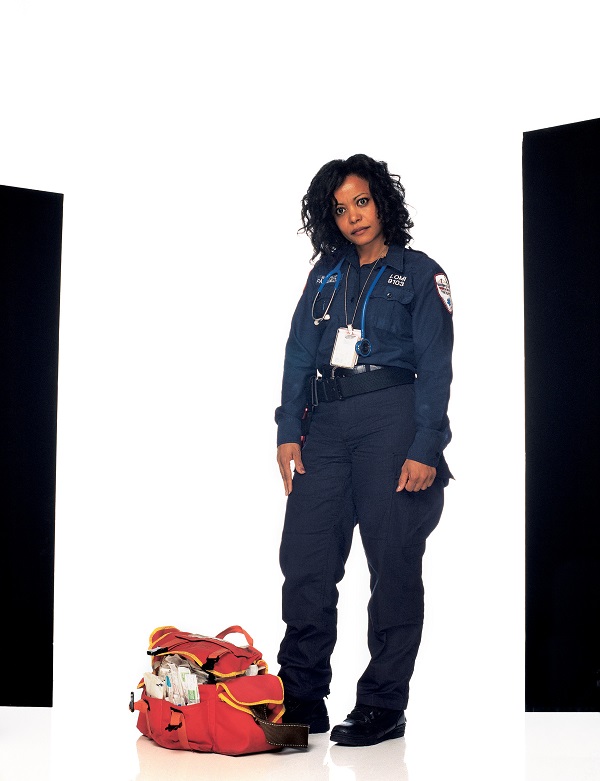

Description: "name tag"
330 327 360 368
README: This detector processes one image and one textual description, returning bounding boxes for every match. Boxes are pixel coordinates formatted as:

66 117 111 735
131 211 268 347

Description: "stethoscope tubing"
354 263 387 357
312 256 346 325
359 263 387 336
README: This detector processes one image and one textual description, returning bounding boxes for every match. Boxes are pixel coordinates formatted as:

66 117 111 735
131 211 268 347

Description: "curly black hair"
300 153 414 263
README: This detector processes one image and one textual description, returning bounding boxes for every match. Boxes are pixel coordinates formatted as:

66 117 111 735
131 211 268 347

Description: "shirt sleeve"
406 264 453 467
275 269 323 446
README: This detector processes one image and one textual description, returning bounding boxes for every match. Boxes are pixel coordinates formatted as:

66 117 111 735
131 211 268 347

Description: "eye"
357 197 369 206
334 206 345 216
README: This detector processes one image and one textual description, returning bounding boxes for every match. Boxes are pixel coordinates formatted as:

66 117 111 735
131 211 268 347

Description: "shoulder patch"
434 273 453 313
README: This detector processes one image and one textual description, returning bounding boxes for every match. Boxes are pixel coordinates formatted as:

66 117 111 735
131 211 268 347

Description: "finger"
283 468 293 497
418 472 437 491
396 464 410 492
293 450 306 474
412 474 426 491
406 476 422 492
277 444 306 496
287 448 306 495
410 470 430 492
277 460 292 496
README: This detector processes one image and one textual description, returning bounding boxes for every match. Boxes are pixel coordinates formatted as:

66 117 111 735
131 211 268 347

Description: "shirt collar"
346 243 405 272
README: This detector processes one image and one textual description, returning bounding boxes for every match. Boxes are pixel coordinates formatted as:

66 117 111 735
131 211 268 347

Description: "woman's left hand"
397 459 437 492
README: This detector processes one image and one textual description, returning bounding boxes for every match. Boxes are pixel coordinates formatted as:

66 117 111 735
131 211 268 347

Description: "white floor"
1 705 599 781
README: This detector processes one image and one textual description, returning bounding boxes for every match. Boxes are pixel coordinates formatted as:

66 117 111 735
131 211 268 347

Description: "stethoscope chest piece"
355 337 373 357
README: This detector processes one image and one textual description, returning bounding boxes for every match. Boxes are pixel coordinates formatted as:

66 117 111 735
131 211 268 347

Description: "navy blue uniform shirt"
275 243 453 468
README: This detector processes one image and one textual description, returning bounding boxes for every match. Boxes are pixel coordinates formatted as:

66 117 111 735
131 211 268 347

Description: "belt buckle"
317 376 338 402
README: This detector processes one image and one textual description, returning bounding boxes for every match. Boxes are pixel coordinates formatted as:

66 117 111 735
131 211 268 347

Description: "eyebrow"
334 192 370 206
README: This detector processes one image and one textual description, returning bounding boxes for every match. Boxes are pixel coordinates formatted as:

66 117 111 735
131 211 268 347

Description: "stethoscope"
311 256 345 325
311 256 388 358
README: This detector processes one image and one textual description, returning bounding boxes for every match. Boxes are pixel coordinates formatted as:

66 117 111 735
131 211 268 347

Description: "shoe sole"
330 722 406 747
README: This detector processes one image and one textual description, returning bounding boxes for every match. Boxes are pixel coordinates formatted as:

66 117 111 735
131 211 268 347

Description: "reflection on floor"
0 707 599 781
134 731 408 781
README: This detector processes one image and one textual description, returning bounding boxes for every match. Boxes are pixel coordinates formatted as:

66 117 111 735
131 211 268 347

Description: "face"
332 174 384 251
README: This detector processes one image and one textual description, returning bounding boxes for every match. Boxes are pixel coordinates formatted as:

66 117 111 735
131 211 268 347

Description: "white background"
1 1 598 778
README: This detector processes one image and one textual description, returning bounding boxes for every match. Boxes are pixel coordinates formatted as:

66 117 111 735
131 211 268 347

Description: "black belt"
312 365 415 404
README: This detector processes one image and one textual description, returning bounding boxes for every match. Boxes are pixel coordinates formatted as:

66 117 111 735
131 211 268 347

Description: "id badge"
330 327 361 368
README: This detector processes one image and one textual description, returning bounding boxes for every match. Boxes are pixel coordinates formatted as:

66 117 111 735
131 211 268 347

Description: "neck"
357 241 388 266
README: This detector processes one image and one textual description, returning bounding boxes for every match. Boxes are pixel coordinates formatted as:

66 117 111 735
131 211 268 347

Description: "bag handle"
166 707 191 750
131 695 152 739
215 625 254 647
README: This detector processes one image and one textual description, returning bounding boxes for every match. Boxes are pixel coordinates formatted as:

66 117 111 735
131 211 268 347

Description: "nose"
348 206 361 224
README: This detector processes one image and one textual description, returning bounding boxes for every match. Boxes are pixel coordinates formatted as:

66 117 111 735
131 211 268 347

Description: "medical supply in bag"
130 625 308 755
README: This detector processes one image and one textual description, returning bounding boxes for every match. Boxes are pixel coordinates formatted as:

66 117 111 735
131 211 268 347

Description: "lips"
351 226 369 236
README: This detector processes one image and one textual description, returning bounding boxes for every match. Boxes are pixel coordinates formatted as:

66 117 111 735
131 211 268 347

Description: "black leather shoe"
282 695 330 733
330 704 406 746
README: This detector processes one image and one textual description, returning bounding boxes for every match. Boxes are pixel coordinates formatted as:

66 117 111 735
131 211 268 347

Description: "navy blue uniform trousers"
277 383 445 711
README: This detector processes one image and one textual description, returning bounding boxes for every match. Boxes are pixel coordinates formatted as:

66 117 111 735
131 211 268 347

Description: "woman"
275 154 453 746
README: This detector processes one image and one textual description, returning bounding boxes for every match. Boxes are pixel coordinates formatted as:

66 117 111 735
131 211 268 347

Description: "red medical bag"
130 625 308 755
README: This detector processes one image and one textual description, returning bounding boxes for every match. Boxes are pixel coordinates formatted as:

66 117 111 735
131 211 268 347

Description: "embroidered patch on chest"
316 273 338 285
434 273 453 313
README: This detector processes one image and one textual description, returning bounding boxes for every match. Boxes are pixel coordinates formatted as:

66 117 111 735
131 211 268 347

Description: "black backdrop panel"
523 118 600 711
0 184 63 706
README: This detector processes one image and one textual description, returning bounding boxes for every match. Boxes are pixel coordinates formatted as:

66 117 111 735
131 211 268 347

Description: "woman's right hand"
277 443 305 496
